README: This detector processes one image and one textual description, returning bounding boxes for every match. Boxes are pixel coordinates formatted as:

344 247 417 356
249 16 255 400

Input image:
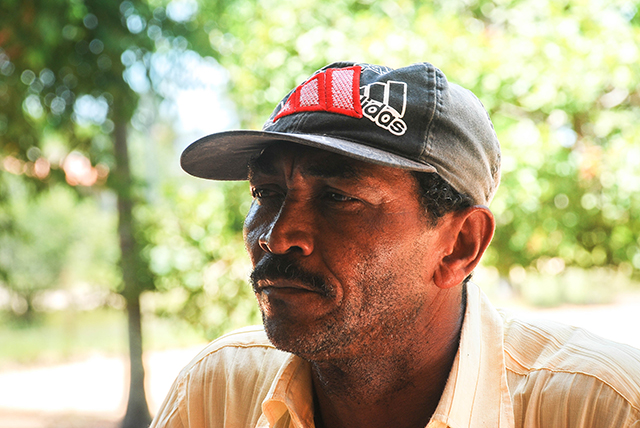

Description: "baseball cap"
180 61 501 205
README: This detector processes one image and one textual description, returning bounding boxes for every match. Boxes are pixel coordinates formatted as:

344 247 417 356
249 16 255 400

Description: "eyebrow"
248 152 366 181
248 154 278 179
305 161 363 179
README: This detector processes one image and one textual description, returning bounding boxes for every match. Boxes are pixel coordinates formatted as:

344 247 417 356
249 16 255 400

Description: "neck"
311 286 465 428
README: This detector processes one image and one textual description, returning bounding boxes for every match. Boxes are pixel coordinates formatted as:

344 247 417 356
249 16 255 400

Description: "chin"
262 313 352 361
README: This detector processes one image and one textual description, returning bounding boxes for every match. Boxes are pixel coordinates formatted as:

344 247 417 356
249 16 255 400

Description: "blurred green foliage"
139 180 261 339
0 176 118 320
1 0 640 352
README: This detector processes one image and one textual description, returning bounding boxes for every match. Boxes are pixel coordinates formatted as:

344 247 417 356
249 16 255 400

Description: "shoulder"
178 325 291 382
185 325 278 362
151 326 294 428
500 310 640 388
500 311 640 427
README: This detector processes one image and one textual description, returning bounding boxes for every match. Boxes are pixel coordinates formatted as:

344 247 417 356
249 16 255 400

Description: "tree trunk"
122 296 151 428
114 118 152 428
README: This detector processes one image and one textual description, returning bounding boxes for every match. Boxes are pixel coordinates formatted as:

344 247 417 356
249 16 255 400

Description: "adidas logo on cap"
360 81 408 136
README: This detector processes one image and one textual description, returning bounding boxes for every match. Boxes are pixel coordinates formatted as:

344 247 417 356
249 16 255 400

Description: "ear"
433 206 495 289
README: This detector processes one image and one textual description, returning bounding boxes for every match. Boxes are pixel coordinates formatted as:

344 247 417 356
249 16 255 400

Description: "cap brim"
180 130 437 180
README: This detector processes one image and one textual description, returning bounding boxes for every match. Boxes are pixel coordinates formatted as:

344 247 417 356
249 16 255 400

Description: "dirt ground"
0 410 119 428
2 296 639 428
0 346 202 428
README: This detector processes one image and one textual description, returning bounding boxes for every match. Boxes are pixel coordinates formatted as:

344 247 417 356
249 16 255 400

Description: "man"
151 62 640 428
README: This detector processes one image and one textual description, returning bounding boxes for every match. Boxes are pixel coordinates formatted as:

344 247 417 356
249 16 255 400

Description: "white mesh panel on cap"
331 69 354 110
300 79 319 107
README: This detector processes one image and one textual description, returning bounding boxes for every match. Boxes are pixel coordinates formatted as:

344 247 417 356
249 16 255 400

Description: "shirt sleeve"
150 372 188 428
148 328 290 428
508 362 640 427
503 315 640 428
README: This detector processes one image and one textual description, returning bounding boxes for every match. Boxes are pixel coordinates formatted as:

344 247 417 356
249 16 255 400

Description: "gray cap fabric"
181 61 501 205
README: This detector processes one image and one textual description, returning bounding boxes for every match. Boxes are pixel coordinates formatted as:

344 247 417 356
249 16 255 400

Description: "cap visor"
180 130 437 180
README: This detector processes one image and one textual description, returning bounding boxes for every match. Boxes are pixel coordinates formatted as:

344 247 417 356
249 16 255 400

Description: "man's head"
180 62 501 359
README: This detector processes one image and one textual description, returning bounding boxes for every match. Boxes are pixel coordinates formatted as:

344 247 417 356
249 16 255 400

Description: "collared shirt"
150 283 640 428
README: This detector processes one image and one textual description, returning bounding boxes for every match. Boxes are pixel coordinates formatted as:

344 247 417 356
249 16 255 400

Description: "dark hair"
411 171 474 226
412 171 475 286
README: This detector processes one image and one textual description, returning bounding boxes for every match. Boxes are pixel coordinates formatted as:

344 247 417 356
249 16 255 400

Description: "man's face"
244 142 452 361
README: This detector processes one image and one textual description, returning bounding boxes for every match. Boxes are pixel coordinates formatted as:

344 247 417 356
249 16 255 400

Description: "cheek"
340 210 425 249
320 219 405 279
347 215 433 276
243 203 258 239
243 203 268 264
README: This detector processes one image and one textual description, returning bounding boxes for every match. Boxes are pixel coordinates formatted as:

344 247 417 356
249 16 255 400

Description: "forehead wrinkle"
302 158 364 180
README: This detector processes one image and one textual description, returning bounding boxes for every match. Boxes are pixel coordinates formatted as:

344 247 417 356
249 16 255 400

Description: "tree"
0 0 202 425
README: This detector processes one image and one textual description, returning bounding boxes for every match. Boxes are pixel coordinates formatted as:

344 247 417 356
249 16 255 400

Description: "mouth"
254 279 318 294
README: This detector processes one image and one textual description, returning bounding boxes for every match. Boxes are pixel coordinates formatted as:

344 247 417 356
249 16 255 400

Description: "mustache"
250 254 333 297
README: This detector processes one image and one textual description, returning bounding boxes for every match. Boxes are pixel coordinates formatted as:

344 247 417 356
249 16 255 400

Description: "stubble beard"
254 256 427 363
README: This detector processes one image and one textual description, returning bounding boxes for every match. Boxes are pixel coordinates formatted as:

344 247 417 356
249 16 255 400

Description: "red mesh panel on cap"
274 66 363 121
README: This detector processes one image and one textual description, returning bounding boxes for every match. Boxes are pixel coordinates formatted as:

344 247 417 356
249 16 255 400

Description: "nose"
258 198 314 256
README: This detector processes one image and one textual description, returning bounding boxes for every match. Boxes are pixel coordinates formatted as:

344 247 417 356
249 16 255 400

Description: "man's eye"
251 188 278 199
327 192 355 202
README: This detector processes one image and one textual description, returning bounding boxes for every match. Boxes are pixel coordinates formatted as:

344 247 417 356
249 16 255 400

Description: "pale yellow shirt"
150 283 640 428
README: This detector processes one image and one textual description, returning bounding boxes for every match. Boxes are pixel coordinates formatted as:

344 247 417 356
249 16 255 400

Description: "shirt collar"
259 282 514 428
259 354 314 428
428 282 514 428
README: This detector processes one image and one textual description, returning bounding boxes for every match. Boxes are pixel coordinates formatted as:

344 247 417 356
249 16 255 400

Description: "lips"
254 278 317 293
